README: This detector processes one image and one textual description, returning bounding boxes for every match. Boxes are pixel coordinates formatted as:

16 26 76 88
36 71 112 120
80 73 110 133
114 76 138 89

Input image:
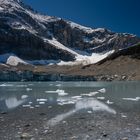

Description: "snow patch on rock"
0 53 28 66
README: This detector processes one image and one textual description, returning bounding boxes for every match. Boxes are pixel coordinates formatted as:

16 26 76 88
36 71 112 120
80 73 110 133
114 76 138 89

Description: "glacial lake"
0 81 140 126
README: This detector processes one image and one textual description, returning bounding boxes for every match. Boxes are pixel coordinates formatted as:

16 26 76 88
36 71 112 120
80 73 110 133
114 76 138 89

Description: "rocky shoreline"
0 70 131 82
1 106 140 140
0 71 132 82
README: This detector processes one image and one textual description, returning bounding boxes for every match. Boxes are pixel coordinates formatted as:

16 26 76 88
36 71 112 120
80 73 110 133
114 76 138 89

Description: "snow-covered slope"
0 53 27 66
0 0 139 66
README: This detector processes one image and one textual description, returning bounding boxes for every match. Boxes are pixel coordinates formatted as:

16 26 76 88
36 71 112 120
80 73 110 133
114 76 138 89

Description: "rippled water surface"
0 81 140 126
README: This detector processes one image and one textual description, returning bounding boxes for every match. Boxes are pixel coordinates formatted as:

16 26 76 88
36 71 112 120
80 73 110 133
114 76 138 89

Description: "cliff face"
0 0 139 64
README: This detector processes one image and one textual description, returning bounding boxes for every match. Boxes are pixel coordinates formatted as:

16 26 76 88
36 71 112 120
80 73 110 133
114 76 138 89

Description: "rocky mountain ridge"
0 0 140 66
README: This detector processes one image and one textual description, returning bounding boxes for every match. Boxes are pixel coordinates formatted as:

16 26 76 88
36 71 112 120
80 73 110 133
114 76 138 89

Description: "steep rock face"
51 20 140 53
0 0 139 63
0 0 75 61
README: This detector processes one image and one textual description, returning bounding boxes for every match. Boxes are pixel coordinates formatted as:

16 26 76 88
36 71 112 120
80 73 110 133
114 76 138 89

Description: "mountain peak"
0 0 139 65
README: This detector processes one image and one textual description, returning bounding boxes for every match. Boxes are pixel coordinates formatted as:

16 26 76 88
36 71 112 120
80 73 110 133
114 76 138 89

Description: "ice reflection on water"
5 97 25 109
1 81 140 127
48 98 116 126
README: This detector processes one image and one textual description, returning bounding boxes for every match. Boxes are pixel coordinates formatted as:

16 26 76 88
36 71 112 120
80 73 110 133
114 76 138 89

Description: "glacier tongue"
58 50 115 66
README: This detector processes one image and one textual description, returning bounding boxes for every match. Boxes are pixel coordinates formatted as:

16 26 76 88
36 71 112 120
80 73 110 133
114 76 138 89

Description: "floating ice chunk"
122 97 140 101
58 101 75 106
37 99 47 102
46 89 68 96
0 83 13 87
39 102 45 105
89 91 99 96
71 96 82 99
57 97 77 105
35 105 40 108
45 90 56 93
58 102 64 106
97 97 105 100
45 89 63 93
58 91 68 96
106 100 114 104
48 106 52 109
26 88 32 91
21 95 28 99
49 84 53 86
30 106 34 109
87 111 92 114
121 113 127 118
22 104 31 108
28 84 34 86
81 91 99 97
56 89 65 93
98 88 106 93
29 102 32 104
16 85 27 87
56 84 61 87
58 92 68 96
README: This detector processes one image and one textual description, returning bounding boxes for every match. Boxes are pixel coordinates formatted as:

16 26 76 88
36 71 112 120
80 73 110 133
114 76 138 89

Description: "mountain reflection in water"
47 98 116 126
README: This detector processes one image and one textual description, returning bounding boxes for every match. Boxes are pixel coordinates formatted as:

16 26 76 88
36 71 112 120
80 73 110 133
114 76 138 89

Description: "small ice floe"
58 102 65 106
98 88 106 93
48 106 52 109
45 90 58 93
57 97 76 106
39 102 45 105
22 104 31 108
106 100 114 105
58 101 75 106
0 83 13 87
30 106 34 109
35 105 40 108
16 85 27 87
87 111 92 114
56 84 61 87
81 91 99 97
58 91 68 96
49 83 53 86
46 89 68 96
121 113 127 118
71 96 82 99
28 84 33 86
29 102 33 104
122 97 140 101
37 98 47 102
62 121 67 124
97 97 105 100
45 89 63 93
21 95 28 99
26 88 32 91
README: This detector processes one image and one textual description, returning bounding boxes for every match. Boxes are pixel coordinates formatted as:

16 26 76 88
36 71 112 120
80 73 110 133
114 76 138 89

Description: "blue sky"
23 0 140 36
